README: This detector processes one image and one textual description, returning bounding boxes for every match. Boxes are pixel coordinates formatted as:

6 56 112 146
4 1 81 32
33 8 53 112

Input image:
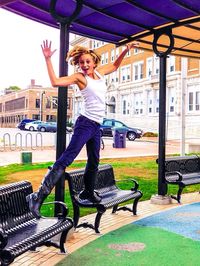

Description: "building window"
46 98 51 109
146 58 153 79
155 90 159 113
154 56 159 75
168 55 175 73
134 48 143 54
121 65 131 82
5 97 25 111
36 99 40 108
188 88 200 112
110 70 119 83
189 92 193 111
196 91 200 110
147 91 153 114
121 95 129 115
111 49 115 62
168 87 175 113
33 114 40 120
133 92 143 115
105 52 108 64
52 97 58 109
116 48 119 59
101 53 105 65
133 62 143 81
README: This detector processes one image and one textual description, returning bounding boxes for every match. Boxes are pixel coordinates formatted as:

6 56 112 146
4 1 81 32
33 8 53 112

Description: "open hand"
126 41 139 50
41 40 57 59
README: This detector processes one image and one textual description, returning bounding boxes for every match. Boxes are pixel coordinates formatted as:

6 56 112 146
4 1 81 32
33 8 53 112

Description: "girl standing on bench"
27 40 139 218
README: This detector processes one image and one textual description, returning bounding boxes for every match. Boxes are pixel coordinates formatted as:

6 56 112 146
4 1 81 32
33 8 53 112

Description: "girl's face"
78 54 96 75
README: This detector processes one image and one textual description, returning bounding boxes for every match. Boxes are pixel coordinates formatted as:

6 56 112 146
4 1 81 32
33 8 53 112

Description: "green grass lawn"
1 157 200 218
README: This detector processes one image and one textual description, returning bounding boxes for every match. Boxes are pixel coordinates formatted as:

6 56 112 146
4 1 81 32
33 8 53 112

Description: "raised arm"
97 42 139 76
41 40 79 87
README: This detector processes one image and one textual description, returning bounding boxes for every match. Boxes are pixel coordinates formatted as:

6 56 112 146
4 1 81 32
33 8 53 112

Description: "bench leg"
112 204 119 213
132 193 143 215
95 209 106 234
73 203 80 228
171 186 184 203
59 226 73 253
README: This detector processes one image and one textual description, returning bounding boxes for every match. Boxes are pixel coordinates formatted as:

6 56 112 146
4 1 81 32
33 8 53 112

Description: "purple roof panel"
1 0 200 57
106 3 167 28
138 0 197 18
79 13 142 37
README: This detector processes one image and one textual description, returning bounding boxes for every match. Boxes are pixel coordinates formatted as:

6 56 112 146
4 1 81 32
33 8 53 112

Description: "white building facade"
70 35 200 140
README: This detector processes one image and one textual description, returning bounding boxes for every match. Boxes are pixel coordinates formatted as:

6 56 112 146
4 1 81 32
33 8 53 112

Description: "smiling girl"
26 40 139 218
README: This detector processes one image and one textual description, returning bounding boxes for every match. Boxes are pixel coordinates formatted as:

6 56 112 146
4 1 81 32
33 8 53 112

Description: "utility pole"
180 57 187 156
39 91 45 121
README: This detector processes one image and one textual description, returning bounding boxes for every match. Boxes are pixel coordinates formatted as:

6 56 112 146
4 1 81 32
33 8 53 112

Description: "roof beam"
0 0 17 6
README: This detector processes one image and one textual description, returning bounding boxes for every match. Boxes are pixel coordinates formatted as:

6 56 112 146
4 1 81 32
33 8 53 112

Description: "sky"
0 8 62 91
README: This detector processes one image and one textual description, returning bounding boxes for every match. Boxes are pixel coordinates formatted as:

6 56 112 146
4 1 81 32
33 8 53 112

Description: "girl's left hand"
126 42 139 50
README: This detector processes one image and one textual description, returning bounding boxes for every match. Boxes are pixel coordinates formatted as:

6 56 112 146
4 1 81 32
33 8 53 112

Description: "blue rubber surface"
135 202 200 241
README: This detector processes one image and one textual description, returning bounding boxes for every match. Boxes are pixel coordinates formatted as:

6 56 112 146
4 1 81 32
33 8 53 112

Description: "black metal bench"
66 164 143 233
164 155 200 203
0 181 73 266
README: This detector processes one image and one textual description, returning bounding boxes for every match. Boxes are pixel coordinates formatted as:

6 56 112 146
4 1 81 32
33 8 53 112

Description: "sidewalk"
12 192 200 266
0 138 180 166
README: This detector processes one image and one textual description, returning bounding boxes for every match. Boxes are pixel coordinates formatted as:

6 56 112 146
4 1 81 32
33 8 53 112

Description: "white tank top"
80 70 107 124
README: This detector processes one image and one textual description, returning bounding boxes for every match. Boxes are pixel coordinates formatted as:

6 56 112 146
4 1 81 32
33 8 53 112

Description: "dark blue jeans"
54 116 101 180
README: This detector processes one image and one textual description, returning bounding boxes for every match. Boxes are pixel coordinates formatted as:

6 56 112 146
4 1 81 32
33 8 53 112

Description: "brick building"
0 80 73 128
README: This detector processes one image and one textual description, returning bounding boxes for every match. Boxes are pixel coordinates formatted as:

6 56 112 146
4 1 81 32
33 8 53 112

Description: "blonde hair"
66 46 101 68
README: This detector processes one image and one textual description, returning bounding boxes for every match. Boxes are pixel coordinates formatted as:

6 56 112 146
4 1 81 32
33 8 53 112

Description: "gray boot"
26 165 65 218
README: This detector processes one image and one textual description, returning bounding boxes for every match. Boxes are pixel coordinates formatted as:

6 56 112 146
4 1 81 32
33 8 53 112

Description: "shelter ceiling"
1 0 200 58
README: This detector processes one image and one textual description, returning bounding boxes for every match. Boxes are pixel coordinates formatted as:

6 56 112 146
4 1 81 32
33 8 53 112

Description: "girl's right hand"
41 40 57 59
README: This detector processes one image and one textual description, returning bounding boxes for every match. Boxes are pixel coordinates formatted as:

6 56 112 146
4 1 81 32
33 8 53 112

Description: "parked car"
38 121 73 133
24 120 42 131
37 122 57 132
100 118 143 141
17 119 36 130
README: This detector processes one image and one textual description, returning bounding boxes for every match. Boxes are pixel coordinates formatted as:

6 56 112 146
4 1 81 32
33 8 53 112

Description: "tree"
8 86 21 91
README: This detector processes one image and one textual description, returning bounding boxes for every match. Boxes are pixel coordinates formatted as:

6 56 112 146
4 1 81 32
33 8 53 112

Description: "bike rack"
0 132 43 151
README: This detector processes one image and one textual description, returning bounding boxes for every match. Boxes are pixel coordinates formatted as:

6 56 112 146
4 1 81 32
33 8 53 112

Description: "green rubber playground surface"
57 203 200 266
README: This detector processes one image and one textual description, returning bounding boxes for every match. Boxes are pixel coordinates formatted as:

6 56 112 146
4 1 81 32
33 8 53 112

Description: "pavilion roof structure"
1 0 200 58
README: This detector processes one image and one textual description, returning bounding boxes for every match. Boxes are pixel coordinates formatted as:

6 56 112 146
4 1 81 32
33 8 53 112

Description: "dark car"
38 121 73 133
17 119 36 130
100 118 143 141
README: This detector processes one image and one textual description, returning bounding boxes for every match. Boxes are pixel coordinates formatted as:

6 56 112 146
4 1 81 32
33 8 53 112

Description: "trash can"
21 152 32 164
112 127 127 148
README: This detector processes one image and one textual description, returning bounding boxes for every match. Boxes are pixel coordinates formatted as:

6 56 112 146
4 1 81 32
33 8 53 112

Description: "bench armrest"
116 179 139 191
165 171 183 182
43 201 69 218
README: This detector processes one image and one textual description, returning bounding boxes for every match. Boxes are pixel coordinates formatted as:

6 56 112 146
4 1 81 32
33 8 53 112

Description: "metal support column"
152 29 174 196
50 0 83 216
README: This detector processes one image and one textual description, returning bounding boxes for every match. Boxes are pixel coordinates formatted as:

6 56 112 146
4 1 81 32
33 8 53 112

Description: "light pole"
39 91 45 121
